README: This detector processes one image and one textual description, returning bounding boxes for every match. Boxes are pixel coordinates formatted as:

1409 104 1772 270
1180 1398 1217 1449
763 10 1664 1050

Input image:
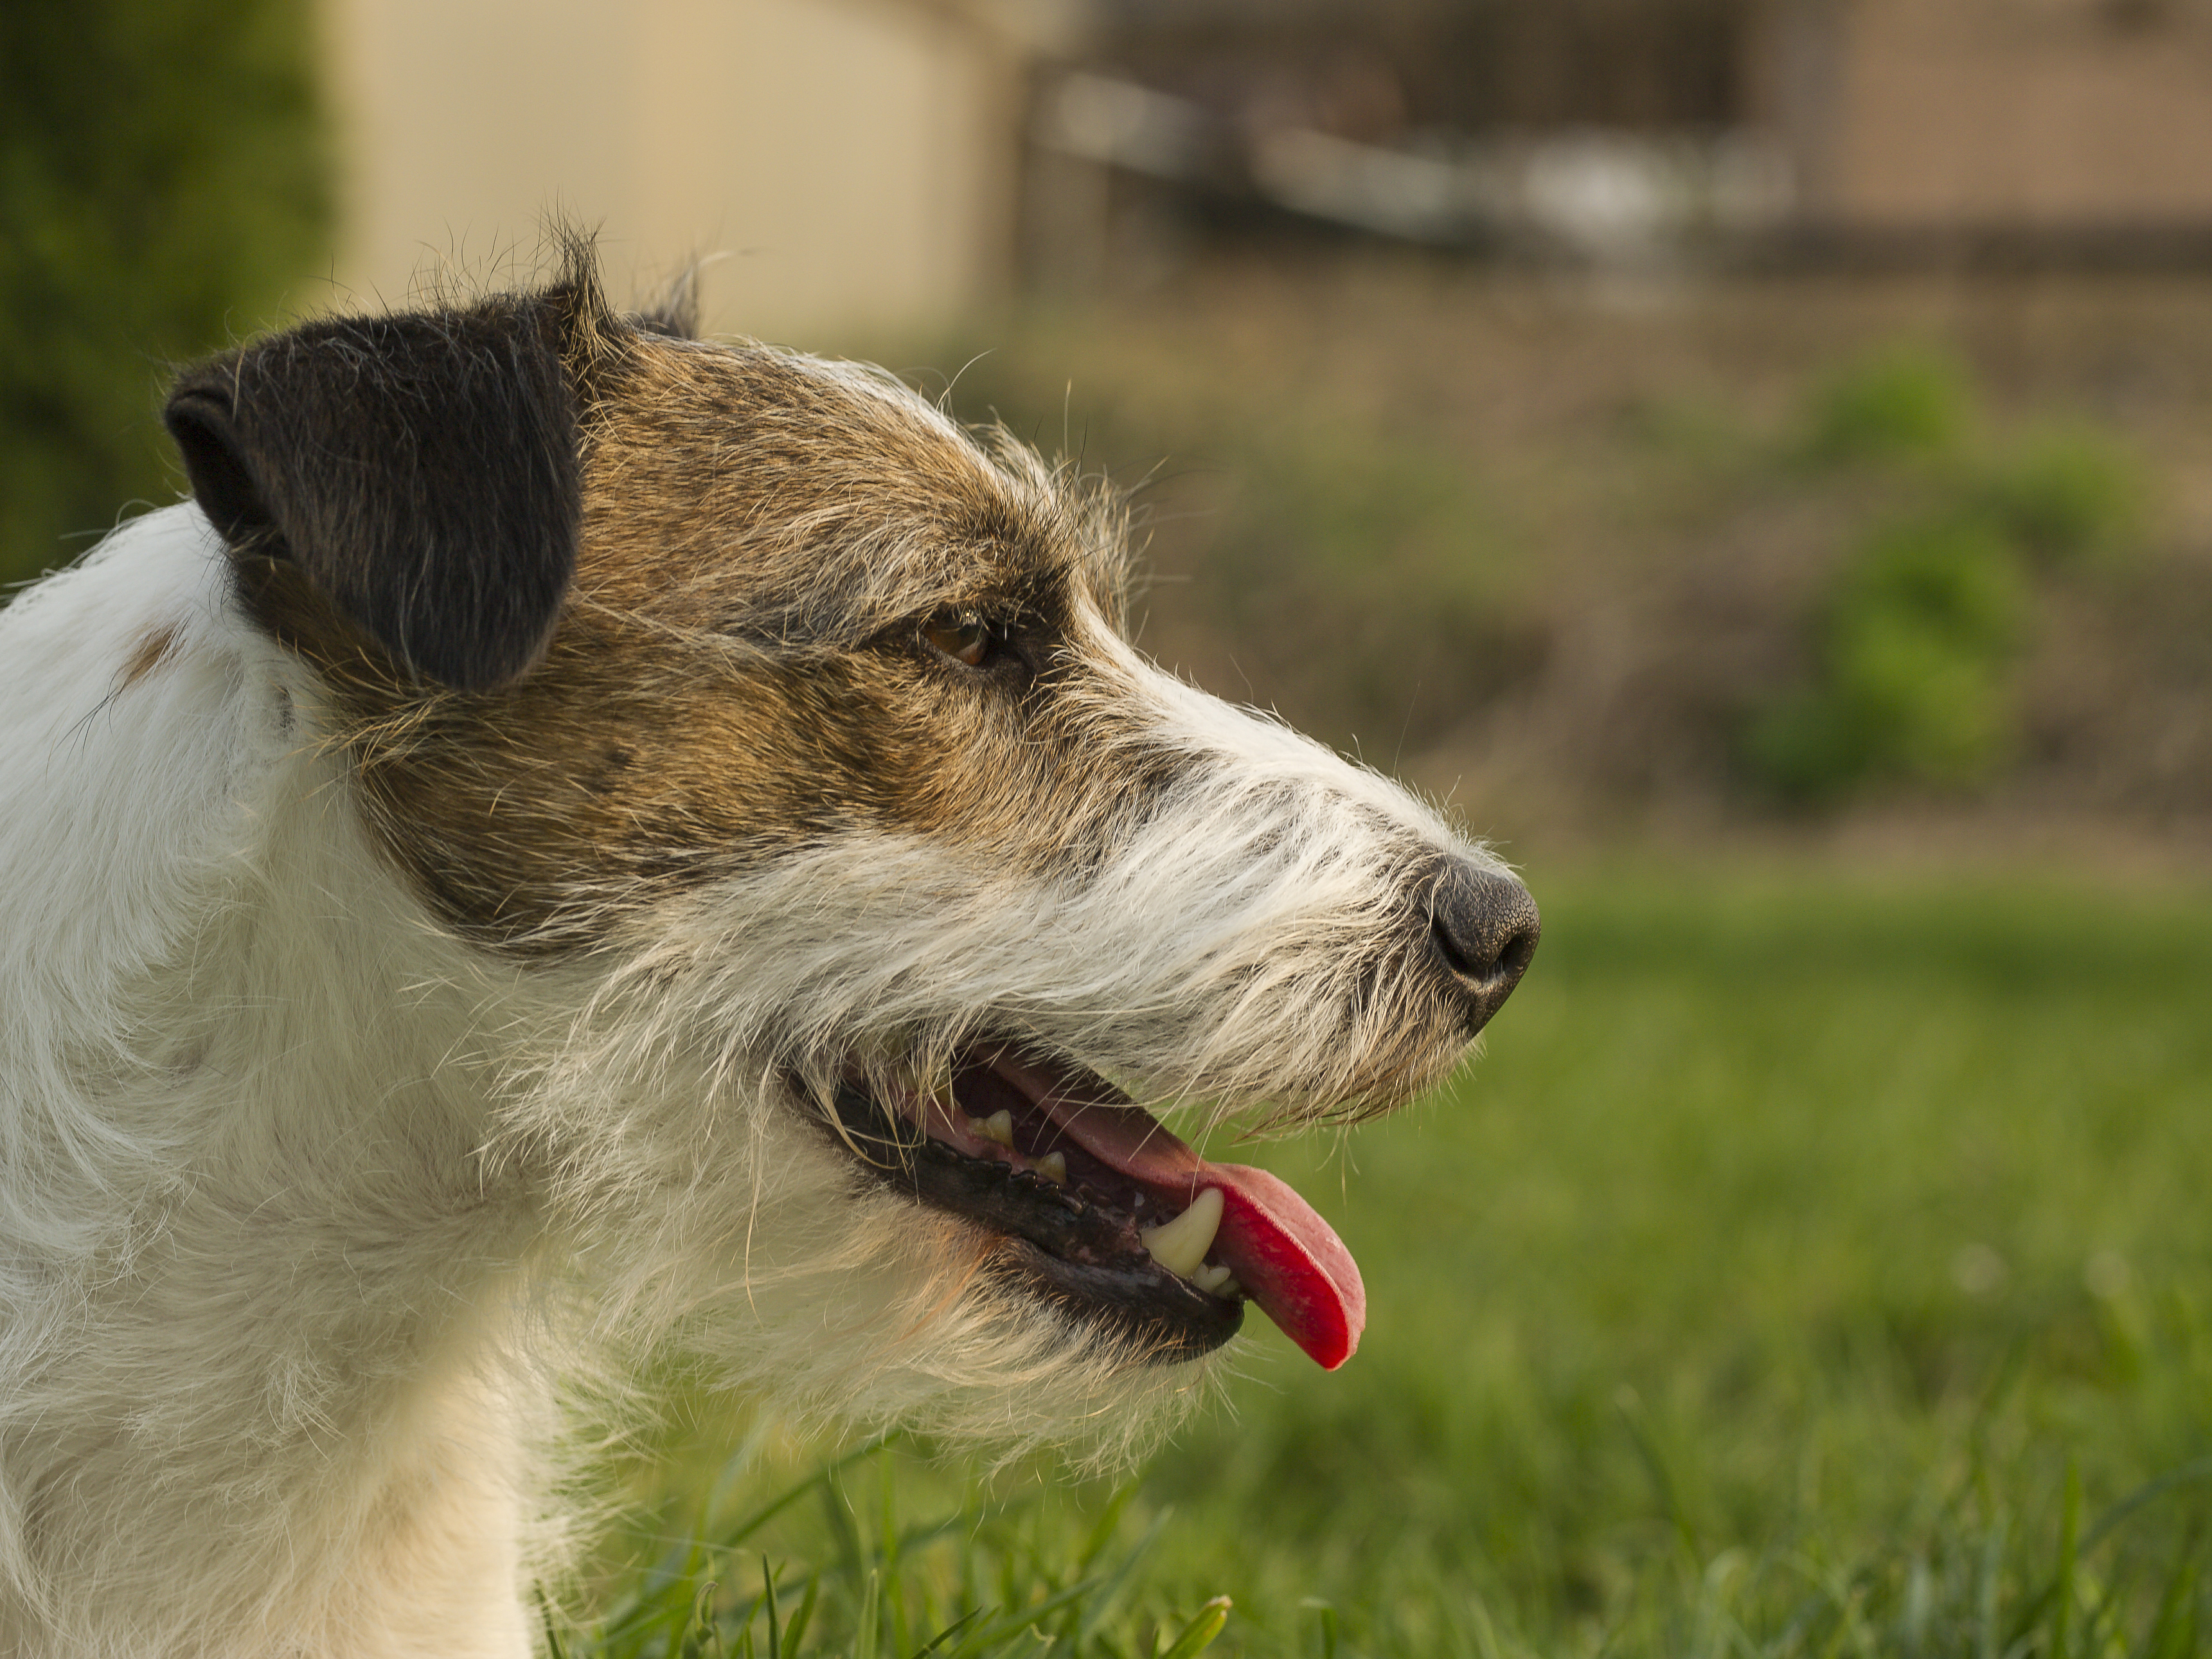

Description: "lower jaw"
997 1241 1245 1363
828 1082 1245 1364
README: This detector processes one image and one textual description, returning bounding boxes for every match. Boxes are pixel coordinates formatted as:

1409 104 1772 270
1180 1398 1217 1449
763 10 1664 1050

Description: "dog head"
164 247 1537 1449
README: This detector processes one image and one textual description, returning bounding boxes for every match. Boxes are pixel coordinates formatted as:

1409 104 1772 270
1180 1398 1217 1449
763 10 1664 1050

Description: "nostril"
1428 908 1479 979
1427 859 1540 1006
1492 915 1539 983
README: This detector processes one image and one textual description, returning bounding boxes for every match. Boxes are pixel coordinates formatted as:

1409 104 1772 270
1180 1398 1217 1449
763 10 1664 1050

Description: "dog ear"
164 296 582 692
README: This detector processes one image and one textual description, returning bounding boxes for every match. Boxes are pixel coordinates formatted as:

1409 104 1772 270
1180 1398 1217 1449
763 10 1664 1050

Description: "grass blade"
2052 1462 2081 1659
1158 1597 1231 1659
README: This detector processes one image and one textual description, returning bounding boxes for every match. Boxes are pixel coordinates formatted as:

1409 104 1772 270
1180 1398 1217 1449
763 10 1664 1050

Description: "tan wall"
1812 0 2212 227
318 0 1027 343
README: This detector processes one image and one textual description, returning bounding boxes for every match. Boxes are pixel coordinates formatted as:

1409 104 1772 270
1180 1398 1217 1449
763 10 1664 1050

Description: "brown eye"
923 607 992 668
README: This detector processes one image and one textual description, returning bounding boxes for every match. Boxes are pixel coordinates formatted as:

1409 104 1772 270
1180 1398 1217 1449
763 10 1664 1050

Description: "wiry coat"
0 253 1533 1658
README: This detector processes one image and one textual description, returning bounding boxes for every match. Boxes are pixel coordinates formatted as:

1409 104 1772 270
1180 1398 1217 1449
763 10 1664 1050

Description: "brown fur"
118 623 182 689
234 282 1179 955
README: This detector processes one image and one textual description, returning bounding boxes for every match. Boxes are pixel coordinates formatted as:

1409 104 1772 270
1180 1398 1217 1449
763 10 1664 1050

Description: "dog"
0 242 1537 1658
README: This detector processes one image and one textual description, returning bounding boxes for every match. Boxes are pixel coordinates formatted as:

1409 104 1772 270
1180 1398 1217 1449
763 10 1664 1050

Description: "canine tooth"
1034 1151 1067 1185
1139 1187 1223 1280
976 1109 1015 1147
1190 1262 1235 1296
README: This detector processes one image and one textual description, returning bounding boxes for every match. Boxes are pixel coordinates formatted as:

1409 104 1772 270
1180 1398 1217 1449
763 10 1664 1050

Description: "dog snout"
1424 857 1540 1031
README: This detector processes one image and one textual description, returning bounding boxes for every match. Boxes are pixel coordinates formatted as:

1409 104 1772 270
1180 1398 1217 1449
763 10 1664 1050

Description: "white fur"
0 503 1498 1657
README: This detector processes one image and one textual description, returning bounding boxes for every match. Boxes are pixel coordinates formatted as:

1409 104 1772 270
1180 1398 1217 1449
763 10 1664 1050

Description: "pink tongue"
998 1062 1365 1370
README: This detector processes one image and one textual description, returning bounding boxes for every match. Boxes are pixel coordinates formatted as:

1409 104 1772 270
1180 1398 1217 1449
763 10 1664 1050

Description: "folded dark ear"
164 296 582 692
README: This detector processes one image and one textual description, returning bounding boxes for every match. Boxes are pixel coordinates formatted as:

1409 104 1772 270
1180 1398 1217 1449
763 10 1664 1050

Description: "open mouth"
825 1046 1366 1368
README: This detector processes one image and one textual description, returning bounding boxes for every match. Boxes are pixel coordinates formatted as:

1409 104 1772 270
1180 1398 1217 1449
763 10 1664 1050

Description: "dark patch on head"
584 745 635 797
162 262 629 692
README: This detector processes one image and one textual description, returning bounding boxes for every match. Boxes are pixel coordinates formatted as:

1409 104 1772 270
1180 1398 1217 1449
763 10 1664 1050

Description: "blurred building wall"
1765 0 2212 232
318 0 1037 339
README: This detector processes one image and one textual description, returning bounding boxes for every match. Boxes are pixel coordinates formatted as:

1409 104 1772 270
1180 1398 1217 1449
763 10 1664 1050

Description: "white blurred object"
1032 70 1795 267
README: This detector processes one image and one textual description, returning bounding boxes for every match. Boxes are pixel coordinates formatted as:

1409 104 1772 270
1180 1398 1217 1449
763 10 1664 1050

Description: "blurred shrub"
1746 355 2147 805
1974 422 2146 566
1798 345 1972 467
1746 517 2026 803
0 0 328 594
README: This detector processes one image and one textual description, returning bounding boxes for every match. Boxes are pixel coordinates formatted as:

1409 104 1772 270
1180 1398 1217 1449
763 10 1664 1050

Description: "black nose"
1425 857 1540 1031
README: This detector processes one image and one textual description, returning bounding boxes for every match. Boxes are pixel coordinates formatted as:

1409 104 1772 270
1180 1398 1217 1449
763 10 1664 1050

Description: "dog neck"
0 503 548 1655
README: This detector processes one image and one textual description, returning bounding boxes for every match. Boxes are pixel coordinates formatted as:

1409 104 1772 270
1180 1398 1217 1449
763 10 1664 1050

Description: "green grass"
560 872 2212 1657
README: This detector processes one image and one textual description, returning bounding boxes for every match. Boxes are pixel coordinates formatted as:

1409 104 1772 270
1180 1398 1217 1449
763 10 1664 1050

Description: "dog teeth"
1034 1151 1067 1185
1139 1187 1223 1280
1190 1262 1237 1296
975 1109 1015 1148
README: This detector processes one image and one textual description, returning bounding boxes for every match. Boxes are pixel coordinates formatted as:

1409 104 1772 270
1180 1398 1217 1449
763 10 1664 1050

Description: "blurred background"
6 3 2212 1653
7 0 2212 853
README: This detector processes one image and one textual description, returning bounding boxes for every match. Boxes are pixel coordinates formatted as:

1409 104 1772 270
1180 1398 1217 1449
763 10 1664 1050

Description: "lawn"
562 868 2212 1658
